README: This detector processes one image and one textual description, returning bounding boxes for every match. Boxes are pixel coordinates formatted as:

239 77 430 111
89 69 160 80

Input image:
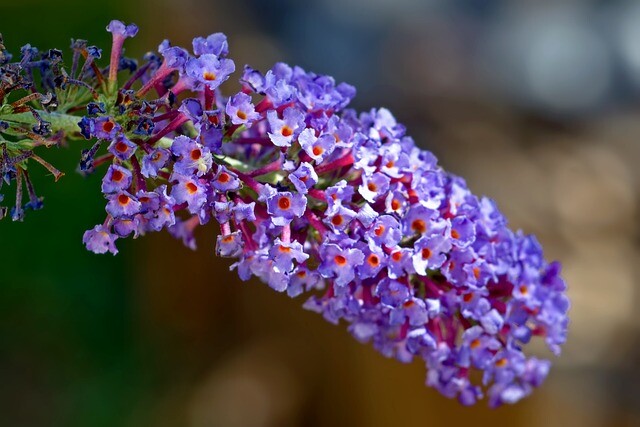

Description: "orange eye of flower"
186 182 198 194
203 71 216 81
451 229 460 239
111 170 124 182
470 339 481 349
281 126 293 137
102 121 114 132
463 293 473 303
495 358 508 368
391 199 401 211
278 245 292 253
217 172 230 183
374 225 385 236
222 235 235 243
152 152 162 161
391 251 402 262
331 215 343 226
519 285 528 295
312 146 323 156
278 197 291 210
190 149 202 160
334 255 347 266
411 219 426 233
367 182 378 192
237 110 247 120
115 142 129 153
296 271 307 278
117 194 130 205
421 248 432 259
473 267 480 279
367 254 380 267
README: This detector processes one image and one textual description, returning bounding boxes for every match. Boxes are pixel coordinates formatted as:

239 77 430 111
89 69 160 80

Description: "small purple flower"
269 238 309 273
289 162 318 194
266 107 305 147
141 148 170 178
298 128 336 162
106 191 142 218
112 217 140 237
94 117 121 140
106 20 139 39
185 54 235 90
266 191 307 226
358 172 390 203
83 225 119 255
368 215 402 247
108 134 136 160
325 205 357 233
170 174 207 214
450 216 476 248
356 244 385 279
101 164 132 194
325 180 354 215
226 92 260 126
192 33 229 57
318 243 364 287
171 135 212 176
412 234 451 275
375 278 410 307
232 201 256 222
158 42 189 71
216 231 244 257
212 166 241 192
390 298 429 326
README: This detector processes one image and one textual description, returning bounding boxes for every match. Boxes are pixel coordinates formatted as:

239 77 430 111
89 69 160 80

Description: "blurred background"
1 0 639 426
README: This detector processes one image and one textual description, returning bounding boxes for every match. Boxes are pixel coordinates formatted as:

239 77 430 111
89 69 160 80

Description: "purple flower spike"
83 225 119 255
43 23 567 408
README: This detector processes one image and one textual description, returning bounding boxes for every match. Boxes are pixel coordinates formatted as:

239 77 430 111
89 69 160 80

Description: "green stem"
1 111 81 136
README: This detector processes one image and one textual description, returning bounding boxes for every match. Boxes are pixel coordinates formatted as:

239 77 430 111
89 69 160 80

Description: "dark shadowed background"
1 0 639 426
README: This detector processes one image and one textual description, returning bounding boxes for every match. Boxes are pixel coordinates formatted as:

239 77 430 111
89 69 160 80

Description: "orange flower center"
237 110 247 120
334 255 347 266
203 71 216 81
281 126 293 137
411 219 426 233
186 182 198 194
278 197 291 210
217 172 230 183
111 170 124 182
367 254 380 267
118 194 130 206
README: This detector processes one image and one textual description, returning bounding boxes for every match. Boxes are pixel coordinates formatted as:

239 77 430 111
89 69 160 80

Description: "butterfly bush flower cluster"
0 21 569 407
